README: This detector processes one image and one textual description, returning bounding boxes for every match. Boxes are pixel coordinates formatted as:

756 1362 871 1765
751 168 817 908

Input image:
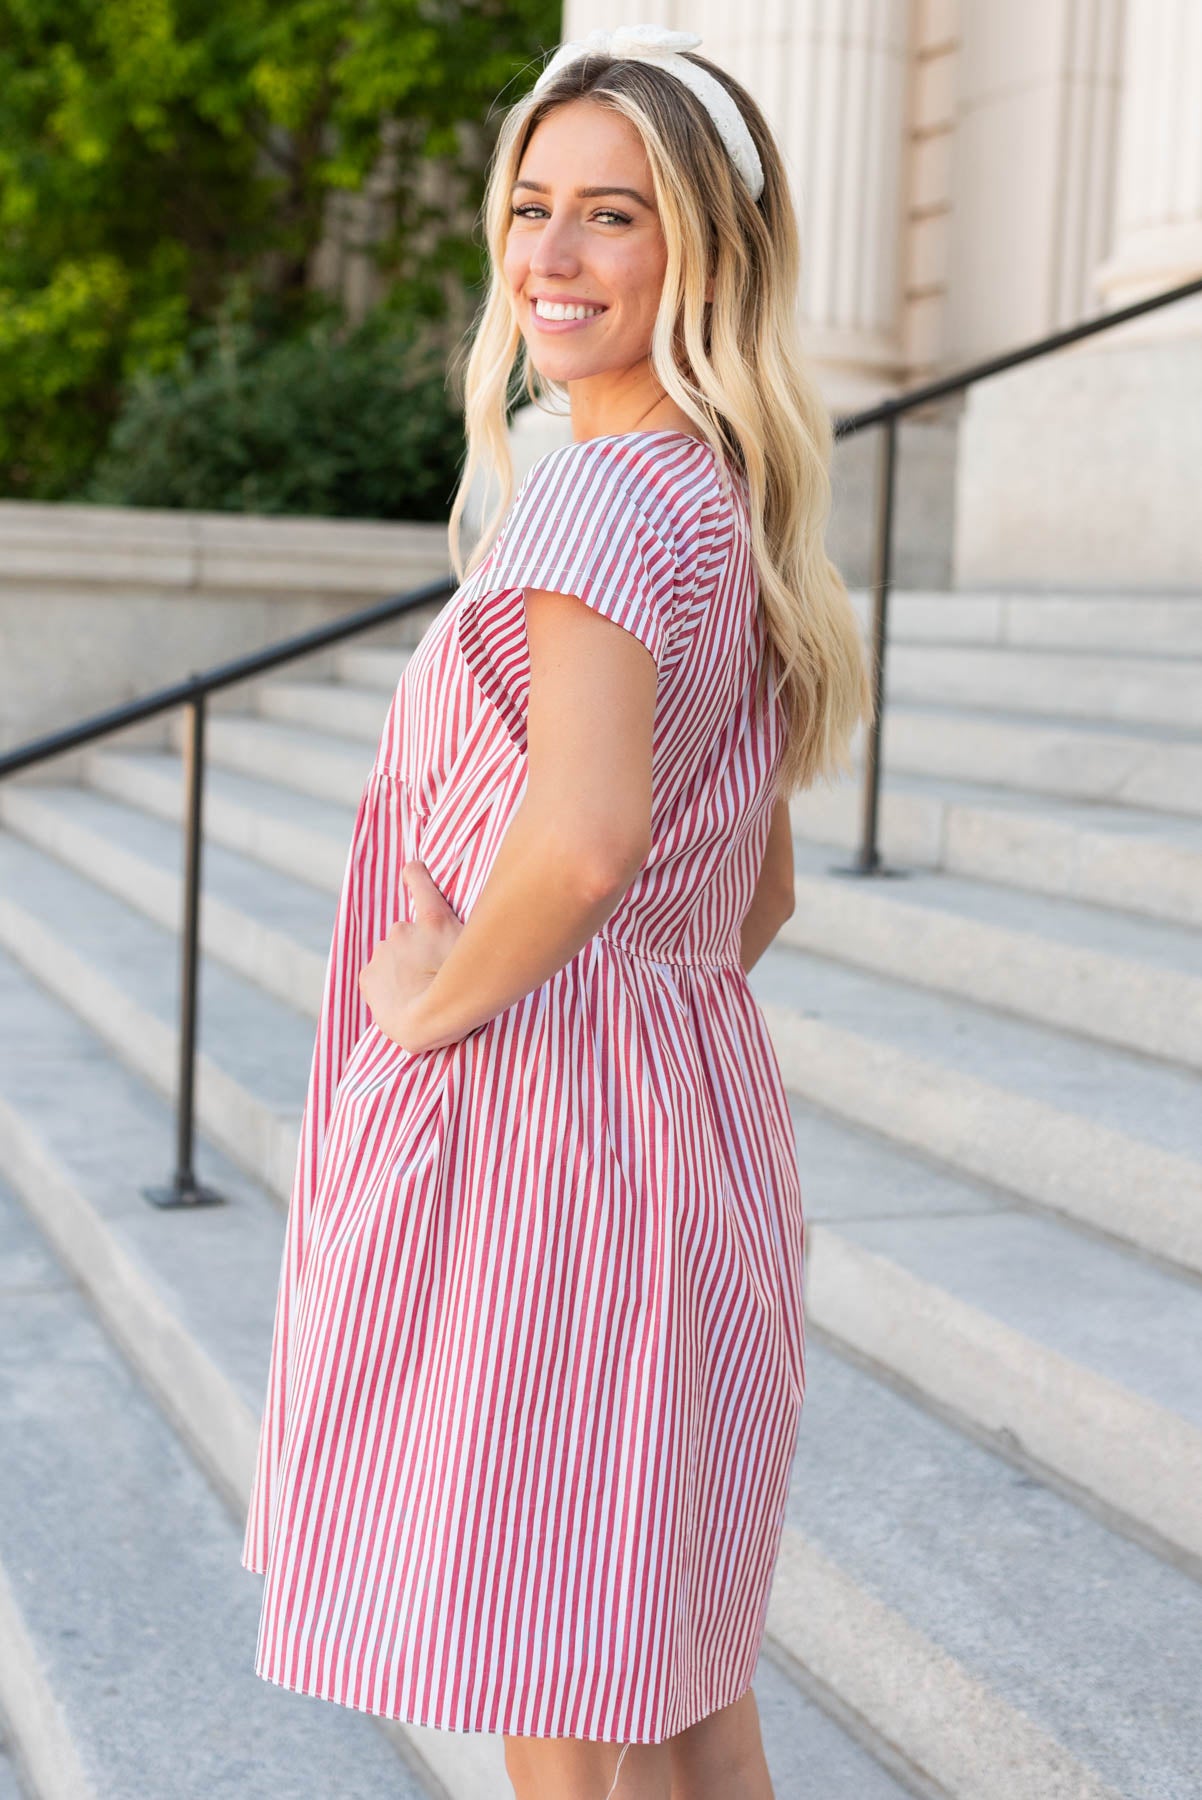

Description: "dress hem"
248 1651 759 1745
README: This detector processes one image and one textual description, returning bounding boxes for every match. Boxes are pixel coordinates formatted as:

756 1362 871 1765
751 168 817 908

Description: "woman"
241 22 871 1800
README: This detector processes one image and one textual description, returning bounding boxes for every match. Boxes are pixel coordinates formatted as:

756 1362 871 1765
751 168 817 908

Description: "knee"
667 1688 766 1796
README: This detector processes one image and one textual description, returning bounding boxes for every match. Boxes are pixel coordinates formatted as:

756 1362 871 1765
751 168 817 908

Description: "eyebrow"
511 179 652 209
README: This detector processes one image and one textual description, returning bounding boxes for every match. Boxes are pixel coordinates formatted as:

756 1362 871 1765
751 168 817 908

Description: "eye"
510 204 632 226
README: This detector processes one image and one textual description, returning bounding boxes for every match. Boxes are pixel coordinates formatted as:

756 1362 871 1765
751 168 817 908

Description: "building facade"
515 0 1202 589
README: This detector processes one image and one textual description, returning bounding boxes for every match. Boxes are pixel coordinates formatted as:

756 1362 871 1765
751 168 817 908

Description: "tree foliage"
0 0 559 498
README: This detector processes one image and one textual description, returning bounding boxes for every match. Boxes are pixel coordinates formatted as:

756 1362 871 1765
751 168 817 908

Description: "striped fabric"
241 429 807 1744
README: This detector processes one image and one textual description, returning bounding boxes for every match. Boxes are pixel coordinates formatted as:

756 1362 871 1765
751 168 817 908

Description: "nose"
528 210 583 278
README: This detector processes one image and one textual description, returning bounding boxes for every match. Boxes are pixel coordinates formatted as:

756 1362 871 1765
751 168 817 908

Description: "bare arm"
393 584 658 1053
739 795 796 973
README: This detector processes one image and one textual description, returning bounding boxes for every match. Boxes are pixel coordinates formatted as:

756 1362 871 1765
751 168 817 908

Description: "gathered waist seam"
595 933 741 971
364 777 742 972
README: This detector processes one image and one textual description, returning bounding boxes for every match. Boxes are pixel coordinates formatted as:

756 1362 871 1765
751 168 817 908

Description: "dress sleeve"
457 438 680 752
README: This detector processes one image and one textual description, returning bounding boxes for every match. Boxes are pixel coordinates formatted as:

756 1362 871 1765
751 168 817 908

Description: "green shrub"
0 0 558 500
84 312 467 520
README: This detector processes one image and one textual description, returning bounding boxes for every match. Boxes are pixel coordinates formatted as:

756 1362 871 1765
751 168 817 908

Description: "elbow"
768 882 796 929
523 796 649 908
576 832 652 906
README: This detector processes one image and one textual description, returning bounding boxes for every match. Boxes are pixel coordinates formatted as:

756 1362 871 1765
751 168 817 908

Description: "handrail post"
831 412 906 882
143 686 225 1208
860 413 895 872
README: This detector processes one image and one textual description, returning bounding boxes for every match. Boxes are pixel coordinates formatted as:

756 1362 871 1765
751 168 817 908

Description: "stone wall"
0 503 453 774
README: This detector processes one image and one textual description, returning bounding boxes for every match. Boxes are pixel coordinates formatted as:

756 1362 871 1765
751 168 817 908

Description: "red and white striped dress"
241 428 807 1744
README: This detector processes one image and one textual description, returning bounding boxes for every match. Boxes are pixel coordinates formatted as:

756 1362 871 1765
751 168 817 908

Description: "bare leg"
503 1688 772 1800
504 1732 671 1799
667 1688 774 1800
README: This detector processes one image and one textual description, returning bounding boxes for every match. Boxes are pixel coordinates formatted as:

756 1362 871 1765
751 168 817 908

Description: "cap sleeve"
457 437 680 752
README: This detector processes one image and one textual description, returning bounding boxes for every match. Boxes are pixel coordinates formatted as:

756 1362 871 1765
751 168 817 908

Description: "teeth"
534 299 605 320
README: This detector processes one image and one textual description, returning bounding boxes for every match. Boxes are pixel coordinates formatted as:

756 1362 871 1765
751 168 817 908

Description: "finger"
403 860 456 916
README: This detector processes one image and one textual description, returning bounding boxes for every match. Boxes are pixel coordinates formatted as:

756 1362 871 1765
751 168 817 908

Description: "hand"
357 860 464 1052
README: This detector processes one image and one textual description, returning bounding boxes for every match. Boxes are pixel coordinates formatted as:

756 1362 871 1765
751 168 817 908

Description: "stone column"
944 0 1126 359
953 0 1202 589
548 0 913 412
700 0 913 410
1092 0 1202 336
510 1 922 579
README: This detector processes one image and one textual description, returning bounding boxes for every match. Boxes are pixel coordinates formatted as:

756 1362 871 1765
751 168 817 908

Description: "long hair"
446 47 873 799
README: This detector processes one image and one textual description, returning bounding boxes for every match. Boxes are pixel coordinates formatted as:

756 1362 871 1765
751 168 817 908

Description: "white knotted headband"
531 23 765 203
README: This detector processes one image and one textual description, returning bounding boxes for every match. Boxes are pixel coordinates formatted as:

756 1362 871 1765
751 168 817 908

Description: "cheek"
616 248 666 316
601 253 658 316
502 232 529 284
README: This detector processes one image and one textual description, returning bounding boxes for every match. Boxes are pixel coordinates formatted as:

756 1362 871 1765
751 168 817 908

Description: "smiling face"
504 98 676 431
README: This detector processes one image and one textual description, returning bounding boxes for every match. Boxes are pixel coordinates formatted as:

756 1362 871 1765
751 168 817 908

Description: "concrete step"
847 587 1202 655
790 1102 1202 1572
795 1091 1202 1428
345 635 1139 741
355 586 1202 664
0 956 918 1800
0 830 309 1198
0 1733 23 1800
775 1341 1202 1800
875 703 1202 817
260 670 1202 814
739 1657 918 1800
753 935 1200 1161
789 769 1202 930
782 839 1202 1068
751 940 1202 1277
12 772 1199 1077
166 710 372 807
255 676 396 743
883 642 1202 731
103 677 1202 989
84 745 357 890
0 955 1165 1800
5 780 1198 1281
0 1734 24 1800
2 817 1198 1565
338 643 420 692
156 673 1202 937
85 734 1202 948
0 1172 434 1800
0 781 334 1018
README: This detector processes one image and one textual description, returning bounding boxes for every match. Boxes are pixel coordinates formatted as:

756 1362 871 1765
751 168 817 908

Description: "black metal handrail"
0 571 456 1207
0 571 457 778
830 269 1202 877
1 270 1199 1204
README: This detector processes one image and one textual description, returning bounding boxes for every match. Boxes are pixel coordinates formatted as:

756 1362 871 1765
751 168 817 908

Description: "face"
504 99 670 393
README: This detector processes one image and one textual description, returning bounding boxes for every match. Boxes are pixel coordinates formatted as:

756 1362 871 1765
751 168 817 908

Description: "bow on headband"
531 23 765 202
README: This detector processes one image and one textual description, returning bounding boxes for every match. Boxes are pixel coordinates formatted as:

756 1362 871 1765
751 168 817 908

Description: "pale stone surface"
783 1345 1202 1800
0 501 450 766
0 958 916 1800
954 338 1202 588
2 562 1200 1790
0 1172 433 1800
559 0 1192 588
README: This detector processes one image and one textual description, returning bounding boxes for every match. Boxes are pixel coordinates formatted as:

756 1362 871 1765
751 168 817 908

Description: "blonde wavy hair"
446 46 873 799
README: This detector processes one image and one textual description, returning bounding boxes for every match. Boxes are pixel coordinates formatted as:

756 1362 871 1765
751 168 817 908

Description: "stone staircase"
1 587 1200 1800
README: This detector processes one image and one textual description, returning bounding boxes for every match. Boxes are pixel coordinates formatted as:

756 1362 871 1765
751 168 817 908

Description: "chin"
531 352 603 377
